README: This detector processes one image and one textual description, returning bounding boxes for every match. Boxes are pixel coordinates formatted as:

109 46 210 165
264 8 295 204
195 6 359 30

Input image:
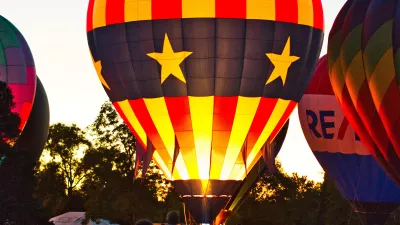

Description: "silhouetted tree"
33 123 91 218
227 162 321 225
45 123 91 197
0 81 21 159
82 147 162 225
86 101 169 197
82 102 177 225
34 162 68 216
320 173 362 225
0 81 52 224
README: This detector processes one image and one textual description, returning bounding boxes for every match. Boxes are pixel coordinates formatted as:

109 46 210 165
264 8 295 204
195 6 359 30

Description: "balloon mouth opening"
181 195 232 198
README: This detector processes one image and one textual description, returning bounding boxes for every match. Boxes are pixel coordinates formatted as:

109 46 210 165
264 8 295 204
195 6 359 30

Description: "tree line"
1 82 400 225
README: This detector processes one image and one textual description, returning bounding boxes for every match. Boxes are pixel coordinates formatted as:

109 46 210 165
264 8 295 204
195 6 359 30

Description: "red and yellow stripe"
112 96 295 181
165 97 199 180
219 97 260 180
210 96 238 180
237 98 294 179
87 0 324 32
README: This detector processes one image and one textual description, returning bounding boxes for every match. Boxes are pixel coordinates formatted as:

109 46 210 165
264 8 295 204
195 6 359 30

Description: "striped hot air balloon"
0 16 36 133
300 55 400 225
87 0 324 223
328 0 400 187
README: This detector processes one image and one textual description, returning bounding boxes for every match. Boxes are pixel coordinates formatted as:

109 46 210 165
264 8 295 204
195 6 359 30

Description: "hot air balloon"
13 76 50 164
215 120 289 225
299 55 400 225
87 0 324 223
328 0 400 186
0 15 37 133
0 76 50 168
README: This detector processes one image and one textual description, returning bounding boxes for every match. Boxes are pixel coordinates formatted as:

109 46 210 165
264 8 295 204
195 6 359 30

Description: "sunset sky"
1 1 348 182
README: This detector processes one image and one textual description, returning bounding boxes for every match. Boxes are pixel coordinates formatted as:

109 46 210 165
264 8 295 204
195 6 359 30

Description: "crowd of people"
136 211 181 225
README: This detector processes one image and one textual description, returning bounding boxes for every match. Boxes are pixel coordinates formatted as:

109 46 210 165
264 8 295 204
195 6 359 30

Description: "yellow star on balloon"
92 57 111 90
265 37 300 85
147 34 192 84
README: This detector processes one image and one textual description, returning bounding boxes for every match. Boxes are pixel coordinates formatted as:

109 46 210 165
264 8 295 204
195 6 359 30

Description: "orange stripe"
87 0 323 32
269 101 297 141
129 99 178 180
242 97 278 179
239 97 278 180
188 96 214 180
106 0 125 25
113 102 146 148
87 0 96 32
153 151 172 179
235 150 262 181
210 96 238 179
312 0 323 30
143 98 188 179
220 97 260 180
92 0 107 30
246 0 275 20
165 96 199 179
247 98 278 154
182 0 215 18
124 0 152 22
247 99 291 167
228 152 245 180
297 0 314 27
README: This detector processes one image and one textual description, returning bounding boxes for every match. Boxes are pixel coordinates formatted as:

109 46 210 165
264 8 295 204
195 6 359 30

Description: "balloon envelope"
328 0 400 186
0 15 36 132
299 55 400 218
87 0 324 223
14 76 50 163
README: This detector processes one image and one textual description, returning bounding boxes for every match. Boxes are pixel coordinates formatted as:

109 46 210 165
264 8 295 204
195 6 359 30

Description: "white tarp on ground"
49 212 119 225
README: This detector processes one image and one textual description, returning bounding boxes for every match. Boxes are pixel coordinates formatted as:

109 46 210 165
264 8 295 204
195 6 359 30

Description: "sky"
0 1 347 182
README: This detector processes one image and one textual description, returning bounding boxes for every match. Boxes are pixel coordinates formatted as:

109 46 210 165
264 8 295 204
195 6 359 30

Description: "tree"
0 81 53 224
82 147 164 225
34 162 68 217
34 123 90 217
86 101 170 197
86 102 169 189
319 173 362 225
0 81 21 160
226 162 374 225
82 102 176 225
227 162 321 225
45 123 91 197
0 81 25 224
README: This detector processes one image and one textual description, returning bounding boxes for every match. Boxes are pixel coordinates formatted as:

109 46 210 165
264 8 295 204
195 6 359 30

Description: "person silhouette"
166 211 180 225
136 219 153 225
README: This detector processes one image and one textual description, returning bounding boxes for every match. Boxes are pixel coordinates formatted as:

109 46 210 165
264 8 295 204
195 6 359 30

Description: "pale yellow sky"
1 1 347 182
